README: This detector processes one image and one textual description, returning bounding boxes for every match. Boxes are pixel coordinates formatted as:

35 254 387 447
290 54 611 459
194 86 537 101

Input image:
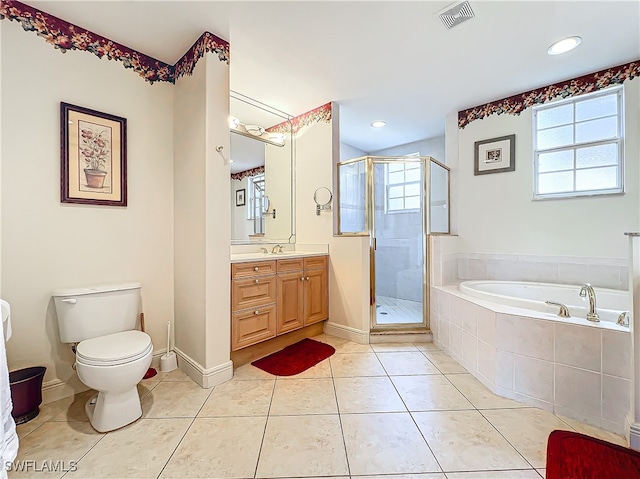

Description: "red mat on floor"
251 338 335 376
546 430 640 478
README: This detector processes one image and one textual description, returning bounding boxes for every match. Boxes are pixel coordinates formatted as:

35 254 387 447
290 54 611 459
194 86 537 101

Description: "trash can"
9 367 46 425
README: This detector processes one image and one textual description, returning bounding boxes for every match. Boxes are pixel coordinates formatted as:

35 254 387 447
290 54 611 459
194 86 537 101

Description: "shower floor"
376 295 423 324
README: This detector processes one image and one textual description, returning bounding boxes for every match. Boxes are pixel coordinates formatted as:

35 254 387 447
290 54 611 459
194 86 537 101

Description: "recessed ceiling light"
371 120 386 128
547 36 582 55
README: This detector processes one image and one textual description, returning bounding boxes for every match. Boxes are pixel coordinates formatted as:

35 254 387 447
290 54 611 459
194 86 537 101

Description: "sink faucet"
579 283 599 322
271 244 283 254
260 247 269 254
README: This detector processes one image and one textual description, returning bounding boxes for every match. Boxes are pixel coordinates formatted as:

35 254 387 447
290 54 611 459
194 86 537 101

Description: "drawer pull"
255 279 259 284
254 310 259 315
254 266 259 271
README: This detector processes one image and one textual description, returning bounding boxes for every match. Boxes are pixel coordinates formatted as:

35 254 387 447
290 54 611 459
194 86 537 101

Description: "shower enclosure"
337 156 450 331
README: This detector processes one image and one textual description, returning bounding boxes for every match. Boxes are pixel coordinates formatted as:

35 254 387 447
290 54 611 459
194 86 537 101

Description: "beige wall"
174 60 208 366
1 22 175 395
174 53 231 380
450 78 640 258
296 120 371 337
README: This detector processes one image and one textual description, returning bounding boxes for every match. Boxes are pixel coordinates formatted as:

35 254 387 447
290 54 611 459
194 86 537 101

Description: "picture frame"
60 102 127 206
474 134 516 175
236 188 246 207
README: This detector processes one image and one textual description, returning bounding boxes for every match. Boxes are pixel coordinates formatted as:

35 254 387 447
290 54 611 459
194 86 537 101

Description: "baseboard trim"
41 349 167 404
630 422 640 450
41 377 89 405
324 322 369 344
173 347 233 389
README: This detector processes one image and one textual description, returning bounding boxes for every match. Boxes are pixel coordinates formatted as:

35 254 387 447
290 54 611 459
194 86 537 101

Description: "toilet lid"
76 330 152 366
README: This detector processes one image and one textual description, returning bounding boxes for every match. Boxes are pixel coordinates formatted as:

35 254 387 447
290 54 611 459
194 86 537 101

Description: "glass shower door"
371 159 426 329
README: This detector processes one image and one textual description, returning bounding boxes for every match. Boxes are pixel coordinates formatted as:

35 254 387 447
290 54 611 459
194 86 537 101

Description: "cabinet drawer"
277 258 304 273
231 305 276 351
304 255 328 270
232 276 277 311
232 260 276 279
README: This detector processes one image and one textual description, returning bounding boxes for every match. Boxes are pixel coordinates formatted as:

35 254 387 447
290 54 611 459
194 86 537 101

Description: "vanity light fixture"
231 122 286 147
269 132 286 143
371 120 386 128
547 36 582 55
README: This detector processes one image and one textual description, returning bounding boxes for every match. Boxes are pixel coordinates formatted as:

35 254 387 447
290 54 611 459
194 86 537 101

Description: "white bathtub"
459 280 629 326
433 281 632 436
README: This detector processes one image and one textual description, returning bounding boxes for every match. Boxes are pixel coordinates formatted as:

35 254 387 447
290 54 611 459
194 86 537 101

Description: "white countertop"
230 251 327 263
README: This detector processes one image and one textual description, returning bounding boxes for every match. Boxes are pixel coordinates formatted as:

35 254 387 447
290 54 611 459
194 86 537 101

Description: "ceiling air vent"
439 1 475 29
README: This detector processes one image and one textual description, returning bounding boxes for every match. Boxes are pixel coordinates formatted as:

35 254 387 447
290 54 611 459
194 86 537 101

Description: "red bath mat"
251 338 335 376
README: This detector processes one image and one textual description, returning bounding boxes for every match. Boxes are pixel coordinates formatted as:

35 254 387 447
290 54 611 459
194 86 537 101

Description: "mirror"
230 92 295 244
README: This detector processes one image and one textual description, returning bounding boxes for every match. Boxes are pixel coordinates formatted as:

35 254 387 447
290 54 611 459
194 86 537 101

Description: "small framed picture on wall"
236 188 246 207
474 134 516 175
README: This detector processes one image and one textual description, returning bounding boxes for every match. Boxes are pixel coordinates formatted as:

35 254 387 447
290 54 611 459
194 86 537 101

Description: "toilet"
52 282 152 432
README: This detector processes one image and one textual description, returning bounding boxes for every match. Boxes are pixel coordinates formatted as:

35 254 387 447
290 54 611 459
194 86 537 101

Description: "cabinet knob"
306 276 310 281
300 277 305 281
254 310 259 315
254 266 259 271
255 279 259 284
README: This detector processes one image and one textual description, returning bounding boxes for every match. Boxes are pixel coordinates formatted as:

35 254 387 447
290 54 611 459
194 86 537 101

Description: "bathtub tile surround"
15 332 626 478
433 285 632 435
430 235 628 290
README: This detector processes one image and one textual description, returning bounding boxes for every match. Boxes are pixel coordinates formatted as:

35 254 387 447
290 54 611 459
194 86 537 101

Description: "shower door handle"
372 237 377 250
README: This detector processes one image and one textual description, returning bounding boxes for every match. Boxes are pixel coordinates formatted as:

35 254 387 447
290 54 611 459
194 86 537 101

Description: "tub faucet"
579 283 599 322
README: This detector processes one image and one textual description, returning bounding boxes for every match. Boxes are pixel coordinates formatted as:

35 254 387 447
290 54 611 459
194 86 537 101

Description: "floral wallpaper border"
231 166 265 181
458 60 640 128
0 0 230 84
268 102 332 134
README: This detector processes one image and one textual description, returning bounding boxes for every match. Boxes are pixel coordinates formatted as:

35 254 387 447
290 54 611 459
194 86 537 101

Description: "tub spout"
579 283 599 322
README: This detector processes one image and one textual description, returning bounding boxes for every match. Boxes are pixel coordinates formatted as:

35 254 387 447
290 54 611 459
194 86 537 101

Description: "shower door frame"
368 156 430 331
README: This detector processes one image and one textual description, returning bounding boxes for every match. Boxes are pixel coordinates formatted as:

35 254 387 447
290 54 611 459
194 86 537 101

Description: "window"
248 174 266 234
386 160 421 213
533 86 624 199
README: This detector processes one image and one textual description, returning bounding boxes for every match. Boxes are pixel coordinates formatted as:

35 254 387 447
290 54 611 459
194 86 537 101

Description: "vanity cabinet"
231 255 328 351
231 260 277 351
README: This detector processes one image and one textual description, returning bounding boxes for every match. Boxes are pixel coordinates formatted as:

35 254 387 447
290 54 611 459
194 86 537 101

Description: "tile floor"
376 296 422 325
14 334 627 479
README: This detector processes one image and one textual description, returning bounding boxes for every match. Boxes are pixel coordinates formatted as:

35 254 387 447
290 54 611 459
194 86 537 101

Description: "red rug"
251 338 335 376
546 430 640 478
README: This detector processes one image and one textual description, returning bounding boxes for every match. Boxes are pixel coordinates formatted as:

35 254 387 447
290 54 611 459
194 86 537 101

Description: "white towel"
0 300 17 477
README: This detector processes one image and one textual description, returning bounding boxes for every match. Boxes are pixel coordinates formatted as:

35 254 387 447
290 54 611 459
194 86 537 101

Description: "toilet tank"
52 282 141 343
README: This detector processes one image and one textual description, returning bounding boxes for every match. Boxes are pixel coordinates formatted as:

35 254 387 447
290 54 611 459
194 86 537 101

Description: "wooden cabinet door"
231 305 277 351
231 276 276 312
277 271 304 334
304 266 328 325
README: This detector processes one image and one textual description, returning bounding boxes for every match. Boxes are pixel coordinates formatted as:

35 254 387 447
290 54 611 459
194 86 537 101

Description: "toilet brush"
140 313 157 379
160 321 178 372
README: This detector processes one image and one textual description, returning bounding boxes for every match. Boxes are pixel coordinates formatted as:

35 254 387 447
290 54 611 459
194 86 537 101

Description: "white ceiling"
27 1 640 153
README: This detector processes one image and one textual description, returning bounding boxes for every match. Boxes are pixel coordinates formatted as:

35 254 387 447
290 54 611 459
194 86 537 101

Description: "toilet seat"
76 330 152 366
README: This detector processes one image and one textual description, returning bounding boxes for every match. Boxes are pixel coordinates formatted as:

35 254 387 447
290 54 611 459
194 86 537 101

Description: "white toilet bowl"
75 330 152 432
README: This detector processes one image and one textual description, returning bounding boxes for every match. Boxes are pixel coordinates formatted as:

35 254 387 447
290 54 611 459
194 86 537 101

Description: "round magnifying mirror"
313 187 332 206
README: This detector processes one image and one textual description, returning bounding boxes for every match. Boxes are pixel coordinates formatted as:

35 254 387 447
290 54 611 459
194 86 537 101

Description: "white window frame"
247 174 265 220
385 156 421 214
532 86 624 200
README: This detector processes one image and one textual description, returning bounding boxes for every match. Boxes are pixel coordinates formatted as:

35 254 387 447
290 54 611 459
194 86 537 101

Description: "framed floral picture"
474 134 515 175
60 102 127 206
236 188 246 207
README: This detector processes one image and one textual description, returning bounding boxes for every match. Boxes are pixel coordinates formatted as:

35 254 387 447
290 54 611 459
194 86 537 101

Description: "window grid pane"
534 87 622 199
385 163 421 212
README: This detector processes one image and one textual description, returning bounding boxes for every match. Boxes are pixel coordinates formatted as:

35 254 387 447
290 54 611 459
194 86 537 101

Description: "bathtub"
432 281 632 436
459 280 629 327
